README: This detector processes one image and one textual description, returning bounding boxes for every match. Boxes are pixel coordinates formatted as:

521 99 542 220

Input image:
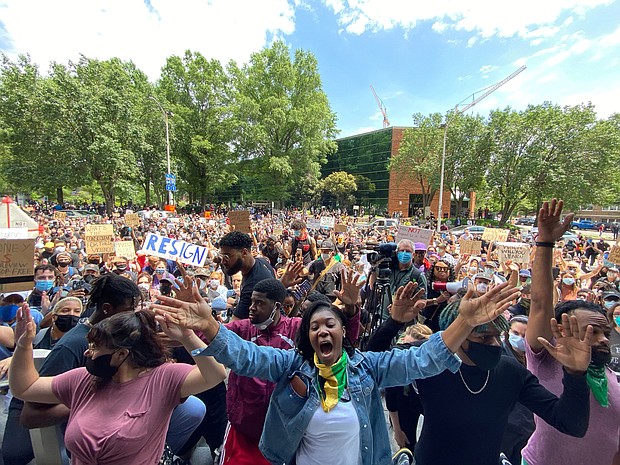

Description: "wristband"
535 241 555 248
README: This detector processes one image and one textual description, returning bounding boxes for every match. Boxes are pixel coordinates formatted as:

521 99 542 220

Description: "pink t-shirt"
523 341 620 465
52 363 194 465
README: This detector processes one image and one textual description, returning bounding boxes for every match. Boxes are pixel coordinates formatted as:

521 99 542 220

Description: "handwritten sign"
124 213 140 228
335 224 348 233
0 239 35 292
0 228 28 239
53 211 66 220
140 233 208 267
497 242 530 264
482 228 509 242
320 217 336 229
395 226 434 246
307 219 320 230
228 210 251 233
114 240 136 260
607 246 620 266
459 239 482 255
85 224 115 254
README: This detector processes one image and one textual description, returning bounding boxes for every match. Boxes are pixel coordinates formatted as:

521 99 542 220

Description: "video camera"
364 242 397 281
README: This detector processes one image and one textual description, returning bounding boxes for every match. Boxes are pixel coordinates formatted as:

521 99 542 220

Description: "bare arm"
527 200 574 352
21 402 70 429
0 326 14 348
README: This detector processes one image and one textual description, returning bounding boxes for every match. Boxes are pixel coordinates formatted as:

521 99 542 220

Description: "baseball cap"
519 269 531 277
320 239 336 251
83 264 100 273
414 242 427 251
211 296 227 311
602 291 620 300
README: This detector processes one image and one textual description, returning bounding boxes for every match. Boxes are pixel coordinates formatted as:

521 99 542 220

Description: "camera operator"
368 239 428 321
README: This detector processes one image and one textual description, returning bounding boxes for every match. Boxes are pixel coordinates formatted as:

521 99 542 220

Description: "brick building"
324 127 460 217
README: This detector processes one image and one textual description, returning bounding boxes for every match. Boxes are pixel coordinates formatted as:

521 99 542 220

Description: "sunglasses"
435 266 449 271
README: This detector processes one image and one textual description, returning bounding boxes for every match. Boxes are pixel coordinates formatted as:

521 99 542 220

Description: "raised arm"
527 199 574 352
9 305 59 404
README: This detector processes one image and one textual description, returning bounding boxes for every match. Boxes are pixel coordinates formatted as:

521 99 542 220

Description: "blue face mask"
35 279 54 292
397 251 413 264
0 304 19 323
562 277 575 286
508 333 526 352
604 300 618 310
614 316 620 327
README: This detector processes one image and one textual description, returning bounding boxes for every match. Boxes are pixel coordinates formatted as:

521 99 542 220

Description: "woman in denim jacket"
155 280 520 465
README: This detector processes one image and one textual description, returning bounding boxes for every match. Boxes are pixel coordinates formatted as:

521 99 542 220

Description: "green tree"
231 40 338 203
318 171 357 207
390 113 444 208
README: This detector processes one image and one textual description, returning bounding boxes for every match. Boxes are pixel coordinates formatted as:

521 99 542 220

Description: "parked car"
451 225 486 237
515 217 535 226
571 220 597 230
527 227 579 243
367 218 399 230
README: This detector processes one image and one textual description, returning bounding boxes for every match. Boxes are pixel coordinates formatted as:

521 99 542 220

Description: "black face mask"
54 315 80 333
57 261 71 267
83 274 96 284
591 347 612 367
160 284 172 296
464 341 502 370
85 352 127 379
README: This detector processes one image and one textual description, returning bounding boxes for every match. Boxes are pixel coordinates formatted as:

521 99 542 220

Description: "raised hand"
174 275 196 303
537 313 592 374
390 281 425 324
537 199 574 243
14 305 36 349
156 312 194 343
152 284 215 334
459 281 520 328
333 268 362 307
280 260 304 288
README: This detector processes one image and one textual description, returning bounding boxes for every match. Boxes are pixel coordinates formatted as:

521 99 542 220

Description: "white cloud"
0 0 296 79
322 0 613 42
480 64 499 78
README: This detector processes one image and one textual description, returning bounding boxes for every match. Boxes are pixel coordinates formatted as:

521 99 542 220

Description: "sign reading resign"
140 233 208 267
85 224 115 254
496 242 530 264
395 226 434 246
481 228 510 242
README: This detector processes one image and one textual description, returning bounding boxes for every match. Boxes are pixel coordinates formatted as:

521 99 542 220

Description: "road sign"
165 173 177 192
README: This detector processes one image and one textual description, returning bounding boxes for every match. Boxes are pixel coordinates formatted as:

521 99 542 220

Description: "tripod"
359 262 392 350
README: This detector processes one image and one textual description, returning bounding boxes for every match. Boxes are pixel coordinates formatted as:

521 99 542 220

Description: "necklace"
458 368 490 395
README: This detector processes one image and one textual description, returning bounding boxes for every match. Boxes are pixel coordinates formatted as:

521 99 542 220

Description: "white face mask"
209 279 220 289
252 303 279 331
476 282 488 294
321 253 331 261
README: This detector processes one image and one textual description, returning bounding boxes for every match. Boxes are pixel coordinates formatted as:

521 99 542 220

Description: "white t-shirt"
296 397 361 465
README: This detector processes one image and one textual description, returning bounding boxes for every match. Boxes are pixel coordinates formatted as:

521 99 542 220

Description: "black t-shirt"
234 258 275 319
609 328 620 378
38 322 89 376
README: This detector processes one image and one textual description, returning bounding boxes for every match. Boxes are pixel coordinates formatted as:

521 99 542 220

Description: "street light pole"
149 95 174 206
435 65 526 233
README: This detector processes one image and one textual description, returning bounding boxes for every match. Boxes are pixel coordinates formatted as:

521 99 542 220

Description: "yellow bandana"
314 351 348 412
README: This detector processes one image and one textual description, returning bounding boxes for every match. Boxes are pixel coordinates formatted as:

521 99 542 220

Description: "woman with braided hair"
367 285 594 465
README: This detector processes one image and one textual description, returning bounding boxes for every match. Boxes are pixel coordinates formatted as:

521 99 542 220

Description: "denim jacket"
199 324 461 465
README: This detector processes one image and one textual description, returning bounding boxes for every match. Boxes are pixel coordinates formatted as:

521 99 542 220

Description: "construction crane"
370 85 390 128
436 65 527 232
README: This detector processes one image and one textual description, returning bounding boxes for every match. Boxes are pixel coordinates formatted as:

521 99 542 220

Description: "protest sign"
482 228 509 242
124 213 140 228
273 228 283 237
496 242 530 264
204 211 212 219
459 239 482 255
607 246 620 266
85 224 115 254
395 226 434 246
140 233 208 267
114 240 136 260
53 211 66 221
335 224 348 233
320 217 336 229
0 239 35 292
228 210 251 233
0 228 28 239
307 218 320 230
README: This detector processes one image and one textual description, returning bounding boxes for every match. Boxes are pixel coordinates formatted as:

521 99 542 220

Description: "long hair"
87 311 169 370
296 301 355 365
426 259 455 284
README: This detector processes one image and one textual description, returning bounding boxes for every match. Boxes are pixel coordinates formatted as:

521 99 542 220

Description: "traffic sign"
165 173 177 192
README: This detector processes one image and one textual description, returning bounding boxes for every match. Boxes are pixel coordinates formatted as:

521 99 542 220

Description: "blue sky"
1 0 619 137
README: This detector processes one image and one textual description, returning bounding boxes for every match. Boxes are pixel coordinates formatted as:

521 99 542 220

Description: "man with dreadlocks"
367 280 593 465
523 199 620 465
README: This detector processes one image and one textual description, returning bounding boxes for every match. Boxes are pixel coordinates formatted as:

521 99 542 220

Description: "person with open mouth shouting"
153 278 520 465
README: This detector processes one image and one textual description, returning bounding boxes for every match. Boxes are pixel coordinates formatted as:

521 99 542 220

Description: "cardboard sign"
204 211 212 219
140 233 208 267
273 228 283 237
497 242 530 264
85 224 115 254
307 219 320 230
114 240 136 260
320 217 336 229
395 226 434 246
607 246 620 266
124 213 140 228
228 210 251 233
53 211 66 220
335 224 348 233
0 228 28 239
482 228 509 242
0 239 35 292
459 239 482 255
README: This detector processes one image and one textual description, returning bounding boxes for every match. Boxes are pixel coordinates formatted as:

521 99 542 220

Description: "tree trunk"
144 178 151 206
56 187 64 205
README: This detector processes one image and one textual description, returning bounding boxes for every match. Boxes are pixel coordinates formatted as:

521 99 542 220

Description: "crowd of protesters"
0 198 618 465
